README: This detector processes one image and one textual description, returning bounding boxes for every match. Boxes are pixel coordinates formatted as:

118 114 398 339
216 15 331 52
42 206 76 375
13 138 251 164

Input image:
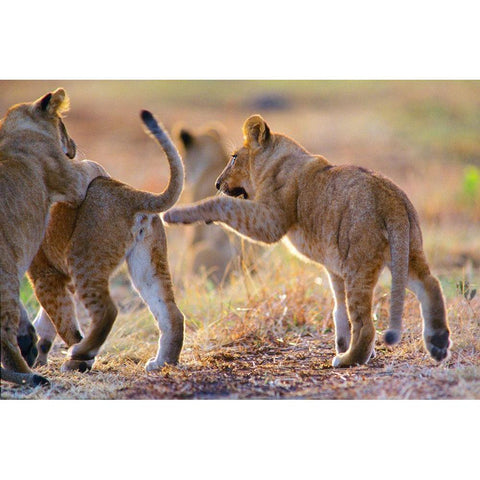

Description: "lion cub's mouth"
225 186 248 199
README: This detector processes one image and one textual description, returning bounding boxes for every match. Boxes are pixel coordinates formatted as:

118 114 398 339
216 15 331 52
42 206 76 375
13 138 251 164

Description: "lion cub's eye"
229 154 237 167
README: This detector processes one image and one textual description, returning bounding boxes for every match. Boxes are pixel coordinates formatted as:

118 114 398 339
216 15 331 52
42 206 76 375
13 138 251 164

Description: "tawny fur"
0 89 107 386
175 123 260 284
164 114 451 367
29 111 185 373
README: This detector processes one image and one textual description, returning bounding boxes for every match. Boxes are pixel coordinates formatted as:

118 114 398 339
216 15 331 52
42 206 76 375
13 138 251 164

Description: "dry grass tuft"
2 249 478 400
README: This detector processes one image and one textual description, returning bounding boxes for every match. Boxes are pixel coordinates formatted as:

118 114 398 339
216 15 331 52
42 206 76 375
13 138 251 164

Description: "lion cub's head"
216 115 304 201
175 123 228 187
2 88 76 158
214 115 271 200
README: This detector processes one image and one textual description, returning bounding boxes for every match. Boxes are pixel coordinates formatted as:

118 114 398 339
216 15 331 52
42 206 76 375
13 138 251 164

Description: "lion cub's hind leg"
61 274 117 372
332 267 381 367
408 251 450 362
29 262 83 365
127 214 184 372
29 249 83 366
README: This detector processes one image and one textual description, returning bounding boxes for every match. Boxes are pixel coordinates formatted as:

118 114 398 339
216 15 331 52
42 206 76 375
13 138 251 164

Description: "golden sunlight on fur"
29 111 186 374
164 114 451 367
0 89 107 386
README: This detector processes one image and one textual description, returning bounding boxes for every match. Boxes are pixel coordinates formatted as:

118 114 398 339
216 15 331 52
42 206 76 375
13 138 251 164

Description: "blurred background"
1 80 479 310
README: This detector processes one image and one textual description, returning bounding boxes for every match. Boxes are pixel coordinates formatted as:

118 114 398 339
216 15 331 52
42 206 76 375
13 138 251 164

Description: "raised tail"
136 110 185 212
384 215 410 346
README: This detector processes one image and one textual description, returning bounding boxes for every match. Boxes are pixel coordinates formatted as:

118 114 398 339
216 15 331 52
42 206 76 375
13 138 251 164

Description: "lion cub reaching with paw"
1 89 107 386
164 114 451 367
30 111 185 374
176 123 260 284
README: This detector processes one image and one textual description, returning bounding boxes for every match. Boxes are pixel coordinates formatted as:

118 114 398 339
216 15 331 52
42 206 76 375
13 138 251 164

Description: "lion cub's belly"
284 225 342 273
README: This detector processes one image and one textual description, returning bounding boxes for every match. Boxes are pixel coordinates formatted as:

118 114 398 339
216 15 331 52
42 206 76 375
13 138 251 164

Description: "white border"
2 1 479 79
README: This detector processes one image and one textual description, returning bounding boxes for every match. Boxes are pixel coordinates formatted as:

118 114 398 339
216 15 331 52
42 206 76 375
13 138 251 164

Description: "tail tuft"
140 110 158 131
384 329 401 346
135 109 184 212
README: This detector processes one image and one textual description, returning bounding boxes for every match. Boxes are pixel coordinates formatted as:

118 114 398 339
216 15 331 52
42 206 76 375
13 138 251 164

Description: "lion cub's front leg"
164 196 290 244
127 215 184 371
63 160 109 206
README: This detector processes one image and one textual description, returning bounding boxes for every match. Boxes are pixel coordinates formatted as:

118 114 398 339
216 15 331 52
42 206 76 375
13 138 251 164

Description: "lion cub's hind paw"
145 357 179 373
145 358 165 372
332 354 351 368
426 330 451 362
61 358 94 373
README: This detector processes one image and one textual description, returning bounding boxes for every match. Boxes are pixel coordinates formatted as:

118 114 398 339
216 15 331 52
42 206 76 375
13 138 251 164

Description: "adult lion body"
30 111 185 373
0 89 106 386
164 115 451 367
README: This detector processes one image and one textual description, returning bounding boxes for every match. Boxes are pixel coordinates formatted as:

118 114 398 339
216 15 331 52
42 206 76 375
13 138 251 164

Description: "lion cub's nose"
215 181 221 190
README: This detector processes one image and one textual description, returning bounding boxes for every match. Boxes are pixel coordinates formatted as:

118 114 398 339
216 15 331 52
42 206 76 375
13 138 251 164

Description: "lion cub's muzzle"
216 181 248 199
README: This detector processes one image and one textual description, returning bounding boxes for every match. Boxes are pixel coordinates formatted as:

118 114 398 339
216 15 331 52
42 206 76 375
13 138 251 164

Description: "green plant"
462 165 480 202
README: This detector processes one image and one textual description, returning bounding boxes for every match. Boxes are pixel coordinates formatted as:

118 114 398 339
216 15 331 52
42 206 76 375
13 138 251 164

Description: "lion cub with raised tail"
1 89 107 387
30 111 185 374
164 114 451 367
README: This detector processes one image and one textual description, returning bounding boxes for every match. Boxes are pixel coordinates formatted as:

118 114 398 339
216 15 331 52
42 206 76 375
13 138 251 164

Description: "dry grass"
1 80 479 400
2 249 478 400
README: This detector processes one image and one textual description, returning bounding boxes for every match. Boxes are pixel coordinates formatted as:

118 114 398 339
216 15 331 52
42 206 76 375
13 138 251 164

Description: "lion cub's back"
304 164 415 224
295 164 417 266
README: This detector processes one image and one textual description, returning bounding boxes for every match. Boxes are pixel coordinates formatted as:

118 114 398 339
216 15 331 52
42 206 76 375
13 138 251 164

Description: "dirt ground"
2 334 479 400
2 288 478 400
115 341 480 400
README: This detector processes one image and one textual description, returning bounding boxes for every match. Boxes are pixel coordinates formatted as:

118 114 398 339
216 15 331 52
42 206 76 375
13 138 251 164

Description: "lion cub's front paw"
163 209 190 224
61 358 94 373
164 208 206 225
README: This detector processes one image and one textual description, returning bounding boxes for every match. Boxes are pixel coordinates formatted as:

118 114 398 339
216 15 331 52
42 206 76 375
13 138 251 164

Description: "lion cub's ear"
243 115 271 149
205 122 227 142
172 123 195 149
179 128 195 149
36 88 70 116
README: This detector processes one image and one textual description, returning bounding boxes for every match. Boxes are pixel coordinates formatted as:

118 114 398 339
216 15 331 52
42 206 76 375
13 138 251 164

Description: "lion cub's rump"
30 111 186 374
0 88 107 386
164 114 451 367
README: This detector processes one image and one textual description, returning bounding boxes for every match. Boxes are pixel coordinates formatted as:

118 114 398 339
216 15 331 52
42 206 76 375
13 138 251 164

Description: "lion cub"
30 111 185 374
176 123 259 284
164 114 451 367
0 89 107 386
